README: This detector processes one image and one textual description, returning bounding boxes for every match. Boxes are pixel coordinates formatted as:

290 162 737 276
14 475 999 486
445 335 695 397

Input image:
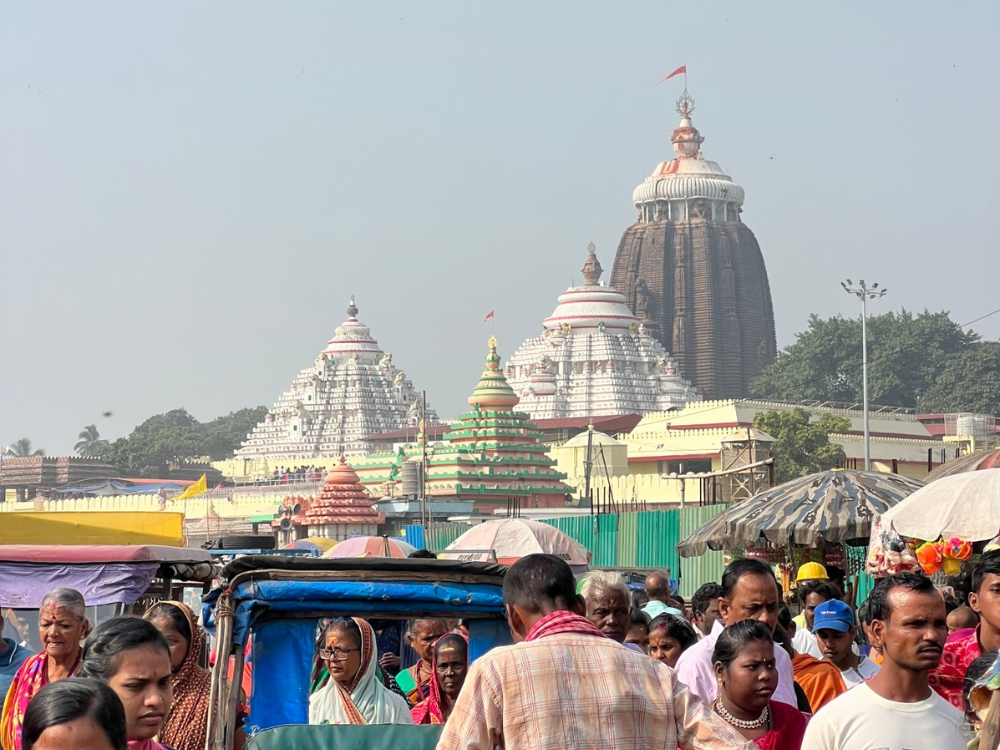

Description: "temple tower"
506 244 700 419
610 91 776 399
237 297 438 460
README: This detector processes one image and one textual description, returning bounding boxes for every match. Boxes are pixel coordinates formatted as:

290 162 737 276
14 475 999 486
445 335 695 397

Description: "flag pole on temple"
484 310 495 335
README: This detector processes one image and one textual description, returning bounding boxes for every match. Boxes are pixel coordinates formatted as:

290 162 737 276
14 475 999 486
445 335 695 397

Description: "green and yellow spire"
468 335 520 408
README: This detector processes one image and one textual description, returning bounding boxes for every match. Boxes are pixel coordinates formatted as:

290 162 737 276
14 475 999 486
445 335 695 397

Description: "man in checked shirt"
436 554 752 750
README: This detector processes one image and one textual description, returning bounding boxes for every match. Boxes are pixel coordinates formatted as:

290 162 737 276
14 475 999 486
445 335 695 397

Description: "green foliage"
752 408 850 485
750 310 980 409
918 341 1000 415
4 438 45 457
74 424 109 458
100 407 267 477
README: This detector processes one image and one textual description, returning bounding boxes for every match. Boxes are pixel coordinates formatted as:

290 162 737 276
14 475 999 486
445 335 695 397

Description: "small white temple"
505 245 700 420
237 297 438 460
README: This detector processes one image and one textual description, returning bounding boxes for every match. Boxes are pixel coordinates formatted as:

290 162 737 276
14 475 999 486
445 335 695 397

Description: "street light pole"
841 279 887 471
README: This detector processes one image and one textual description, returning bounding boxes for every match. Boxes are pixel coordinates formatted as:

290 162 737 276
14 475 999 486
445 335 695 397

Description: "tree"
753 408 850 485
74 424 109 458
100 406 267 477
201 407 268 460
750 309 980 409
918 341 1000 415
5 438 45 457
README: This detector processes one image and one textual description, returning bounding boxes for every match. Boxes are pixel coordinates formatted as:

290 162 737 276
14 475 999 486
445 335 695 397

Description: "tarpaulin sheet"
220 579 504 645
249 618 316 729
0 562 158 607
247 617 510 731
0 513 185 547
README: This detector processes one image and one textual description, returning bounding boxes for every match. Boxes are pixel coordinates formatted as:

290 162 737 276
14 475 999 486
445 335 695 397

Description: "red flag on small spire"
484 311 494 321
656 65 686 85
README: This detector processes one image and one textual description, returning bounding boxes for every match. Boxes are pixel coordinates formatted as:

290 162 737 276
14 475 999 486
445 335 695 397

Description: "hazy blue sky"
2 1 998 456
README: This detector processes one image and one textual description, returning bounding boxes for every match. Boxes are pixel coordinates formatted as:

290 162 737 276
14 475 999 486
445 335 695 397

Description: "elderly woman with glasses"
309 618 413 726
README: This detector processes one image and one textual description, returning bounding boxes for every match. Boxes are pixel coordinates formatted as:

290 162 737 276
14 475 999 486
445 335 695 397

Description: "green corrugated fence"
677 504 729 598
425 507 729 594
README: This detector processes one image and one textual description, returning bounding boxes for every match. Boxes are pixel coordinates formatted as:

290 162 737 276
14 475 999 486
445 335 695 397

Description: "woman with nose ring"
410 633 469 725
79 617 174 750
1 589 90 750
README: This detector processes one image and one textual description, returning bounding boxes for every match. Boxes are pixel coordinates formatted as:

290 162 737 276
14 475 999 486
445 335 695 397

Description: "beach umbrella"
283 538 338 554
879 469 1000 542
441 518 591 573
678 469 924 557
925 449 1000 483
322 536 416 559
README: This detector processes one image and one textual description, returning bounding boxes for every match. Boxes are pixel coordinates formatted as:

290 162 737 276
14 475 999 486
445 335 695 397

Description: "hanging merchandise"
939 537 973 575
866 519 920 577
916 541 943 575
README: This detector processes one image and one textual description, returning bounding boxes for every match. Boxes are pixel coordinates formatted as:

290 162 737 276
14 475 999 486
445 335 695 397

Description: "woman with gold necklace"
712 619 808 750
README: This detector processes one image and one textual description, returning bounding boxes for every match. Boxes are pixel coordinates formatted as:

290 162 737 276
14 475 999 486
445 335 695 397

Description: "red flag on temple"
484 311 495 321
656 65 686 85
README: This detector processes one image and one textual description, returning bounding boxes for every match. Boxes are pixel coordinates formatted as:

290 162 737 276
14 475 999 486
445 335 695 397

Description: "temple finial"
347 294 358 318
581 242 603 286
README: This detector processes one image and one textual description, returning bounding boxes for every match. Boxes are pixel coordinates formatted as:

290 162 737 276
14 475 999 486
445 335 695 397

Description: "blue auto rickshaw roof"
203 556 508 644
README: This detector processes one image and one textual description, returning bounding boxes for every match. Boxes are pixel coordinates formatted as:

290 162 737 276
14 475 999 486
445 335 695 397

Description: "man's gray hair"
579 571 630 602
39 588 87 620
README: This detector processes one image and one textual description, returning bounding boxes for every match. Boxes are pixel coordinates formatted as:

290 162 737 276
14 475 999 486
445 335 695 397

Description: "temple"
610 91 776 399
275 457 384 540
505 244 700 419
353 337 572 511
236 297 438 460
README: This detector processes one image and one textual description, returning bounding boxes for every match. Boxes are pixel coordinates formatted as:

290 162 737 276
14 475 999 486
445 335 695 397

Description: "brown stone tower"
610 91 776 399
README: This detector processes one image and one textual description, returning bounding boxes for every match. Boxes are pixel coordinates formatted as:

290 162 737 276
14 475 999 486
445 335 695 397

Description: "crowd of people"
1 548 996 750
0 594 221 750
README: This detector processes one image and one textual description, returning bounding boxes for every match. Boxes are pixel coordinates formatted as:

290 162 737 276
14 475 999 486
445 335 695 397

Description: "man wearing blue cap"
814 598 880 688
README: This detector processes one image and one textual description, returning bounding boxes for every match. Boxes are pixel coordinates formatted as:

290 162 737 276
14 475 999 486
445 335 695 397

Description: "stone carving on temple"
236 297 438 460
505 245 700 421
610 90 776 399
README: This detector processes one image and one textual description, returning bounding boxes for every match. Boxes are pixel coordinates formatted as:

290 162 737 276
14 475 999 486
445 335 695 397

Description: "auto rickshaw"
203 555 509 750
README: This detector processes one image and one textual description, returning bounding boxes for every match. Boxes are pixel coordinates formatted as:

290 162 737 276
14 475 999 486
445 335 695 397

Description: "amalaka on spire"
581 242 603 286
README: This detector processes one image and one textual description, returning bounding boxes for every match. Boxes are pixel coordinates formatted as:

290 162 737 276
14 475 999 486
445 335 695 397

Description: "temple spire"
468 336 519 408
671 90 704 159
581 242 603 286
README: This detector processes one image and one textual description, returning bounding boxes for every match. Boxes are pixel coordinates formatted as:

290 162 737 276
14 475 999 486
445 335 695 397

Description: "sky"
2 1 998 456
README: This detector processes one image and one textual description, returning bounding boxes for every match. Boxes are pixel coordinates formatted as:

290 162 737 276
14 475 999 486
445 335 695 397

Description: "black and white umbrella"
678 469 924 558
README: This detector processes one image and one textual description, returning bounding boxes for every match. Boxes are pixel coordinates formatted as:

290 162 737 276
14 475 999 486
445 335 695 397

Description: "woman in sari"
79 617 174 750
1 588 90 750
309 618 412 726
144 601 212 750
712 619 808 750
411 633 468 725
393 619 449 707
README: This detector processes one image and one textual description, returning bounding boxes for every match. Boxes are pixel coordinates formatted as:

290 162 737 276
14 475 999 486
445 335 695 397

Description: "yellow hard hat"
795 562 829 582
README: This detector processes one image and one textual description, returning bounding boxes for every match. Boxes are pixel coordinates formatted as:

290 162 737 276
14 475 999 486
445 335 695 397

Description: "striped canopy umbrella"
925 449 1000 483
322 536 416 559
283 538 339 554
678 469 924 558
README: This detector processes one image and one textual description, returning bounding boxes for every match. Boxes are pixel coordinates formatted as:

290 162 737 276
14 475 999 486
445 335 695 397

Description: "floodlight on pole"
842 279 888 471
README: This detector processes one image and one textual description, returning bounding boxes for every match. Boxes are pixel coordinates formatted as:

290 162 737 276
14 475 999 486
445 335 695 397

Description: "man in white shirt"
814 598 880 687
674 558 797 707
802 572 969 750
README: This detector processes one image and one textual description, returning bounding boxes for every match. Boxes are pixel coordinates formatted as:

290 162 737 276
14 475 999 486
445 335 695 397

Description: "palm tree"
5 438 45 457
74 425 108 458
